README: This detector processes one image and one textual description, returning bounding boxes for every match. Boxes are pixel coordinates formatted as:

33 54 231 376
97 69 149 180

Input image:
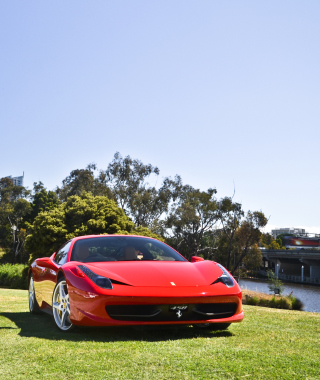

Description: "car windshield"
70 236 187 263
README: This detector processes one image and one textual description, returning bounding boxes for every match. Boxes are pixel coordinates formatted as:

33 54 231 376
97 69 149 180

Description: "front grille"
105 303 237 322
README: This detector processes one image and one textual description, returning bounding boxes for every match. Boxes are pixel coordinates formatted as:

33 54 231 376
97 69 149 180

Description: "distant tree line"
0 152 269 275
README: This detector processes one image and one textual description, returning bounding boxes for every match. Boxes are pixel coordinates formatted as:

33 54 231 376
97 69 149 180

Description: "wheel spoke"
29 294 34 309
60 310 67 327
60 283 66 299
66 295 70 314
29 277 35 311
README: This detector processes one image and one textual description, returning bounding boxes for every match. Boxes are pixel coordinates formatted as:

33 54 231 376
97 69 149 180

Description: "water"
239 279 320 313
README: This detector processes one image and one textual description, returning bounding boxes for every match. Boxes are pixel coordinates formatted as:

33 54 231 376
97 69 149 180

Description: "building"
6 173 24 187
271 227 306 239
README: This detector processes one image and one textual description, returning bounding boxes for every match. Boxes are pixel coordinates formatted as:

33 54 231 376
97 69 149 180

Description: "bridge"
261 249 320 285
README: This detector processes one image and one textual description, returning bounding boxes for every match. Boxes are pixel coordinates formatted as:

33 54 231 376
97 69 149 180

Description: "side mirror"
36 257 51 264
191 256 204 263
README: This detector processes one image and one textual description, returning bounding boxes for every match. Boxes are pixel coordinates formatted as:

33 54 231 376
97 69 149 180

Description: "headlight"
213 264 235 288
77 265 113 289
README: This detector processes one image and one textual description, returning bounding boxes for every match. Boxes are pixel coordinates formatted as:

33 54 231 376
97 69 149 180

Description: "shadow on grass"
0 311 234 342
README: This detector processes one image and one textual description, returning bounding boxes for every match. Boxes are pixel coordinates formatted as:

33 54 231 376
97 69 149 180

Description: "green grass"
0 288 320 379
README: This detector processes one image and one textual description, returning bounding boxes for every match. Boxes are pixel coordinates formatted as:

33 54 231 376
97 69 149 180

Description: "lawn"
0 288 319 380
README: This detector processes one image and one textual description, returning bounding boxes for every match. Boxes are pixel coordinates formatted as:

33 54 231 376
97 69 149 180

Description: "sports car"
28 235 244 331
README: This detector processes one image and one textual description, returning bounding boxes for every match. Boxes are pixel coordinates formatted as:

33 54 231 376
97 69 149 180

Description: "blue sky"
1 1 320 233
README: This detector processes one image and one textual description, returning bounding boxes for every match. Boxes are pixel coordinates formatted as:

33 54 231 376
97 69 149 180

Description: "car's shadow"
0 312 234 342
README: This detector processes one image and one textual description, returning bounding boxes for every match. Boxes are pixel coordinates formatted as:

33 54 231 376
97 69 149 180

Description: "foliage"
216 196 243 270
242 290 303 310
267 270 284 295
244 295 259 305
26 192 160 262
215 205 267 274
1 288 319 379
27 182 61 223
260 232 273 247
242 244 263 271
129 178 177 232
275 234 286 248
0 177 31 262
26 192 134 262
105 152 159 212
0 264 28 289
289 294 304 310
268 240 282 250
56 163 114 201
166 184 218 260
233 211 267 270
117 226 165 241
0 248 10 263
260 232 285 250
0 153 268 269
105 152 175 232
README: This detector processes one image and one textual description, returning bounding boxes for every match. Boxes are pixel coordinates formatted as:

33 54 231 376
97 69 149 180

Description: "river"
238 279 320 313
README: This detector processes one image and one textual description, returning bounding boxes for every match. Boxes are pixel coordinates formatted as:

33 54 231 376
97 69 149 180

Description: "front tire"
52 277 73 331
29 274 40 314
193 323 231 331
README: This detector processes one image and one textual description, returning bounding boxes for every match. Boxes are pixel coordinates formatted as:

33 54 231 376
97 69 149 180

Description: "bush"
267 270 284 295
0 264 28 290
288 294 304 310
269 296 291 310
257 298 270 307
245 295 259 305
242 291 304 311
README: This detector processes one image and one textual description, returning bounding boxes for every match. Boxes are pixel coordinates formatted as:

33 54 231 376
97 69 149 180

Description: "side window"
54 241 72 265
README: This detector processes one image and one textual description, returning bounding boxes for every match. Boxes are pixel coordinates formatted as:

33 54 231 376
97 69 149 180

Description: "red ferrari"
28 235 244 331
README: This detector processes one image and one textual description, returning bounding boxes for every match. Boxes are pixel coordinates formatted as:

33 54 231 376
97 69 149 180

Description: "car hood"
85 261 223 287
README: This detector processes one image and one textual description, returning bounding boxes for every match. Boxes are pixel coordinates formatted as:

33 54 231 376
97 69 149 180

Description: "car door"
37 241 72 307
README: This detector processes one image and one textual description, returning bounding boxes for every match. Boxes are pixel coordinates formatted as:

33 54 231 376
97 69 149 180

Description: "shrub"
0 264 28 290
245 295 259 305
257 298 270 307
242 291 304 311
287 294 304 311
267 270 284 295
268 296 290 309
275 297 291 310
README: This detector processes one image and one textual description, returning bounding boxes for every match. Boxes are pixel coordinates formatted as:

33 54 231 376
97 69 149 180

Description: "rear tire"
193 323 231 331
29 274 40 314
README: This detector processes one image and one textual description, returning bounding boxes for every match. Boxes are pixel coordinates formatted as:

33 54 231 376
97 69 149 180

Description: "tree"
275 235 285 249
166 185 219 260
261 233 284 250
56 164 113 201
261 232 273 247
267 270 284 295
26 192 160 262
268 240 282 250
105 153 159 211
0 177 31 262
216 197 244 270
214 208 267 274
27 182 61 223
233 211 268 272
105 152 175 231
242 244 263 272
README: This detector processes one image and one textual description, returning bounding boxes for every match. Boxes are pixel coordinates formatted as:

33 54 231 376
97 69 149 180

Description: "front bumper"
68 285 243 327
